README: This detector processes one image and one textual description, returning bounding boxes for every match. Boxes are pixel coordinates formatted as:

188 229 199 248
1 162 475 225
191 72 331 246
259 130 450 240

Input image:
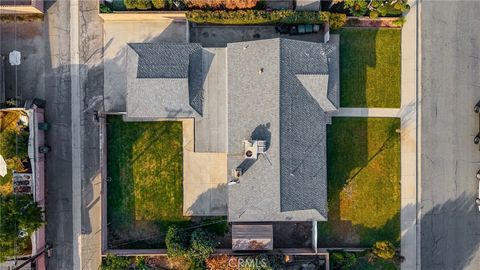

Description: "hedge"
186 10 334 25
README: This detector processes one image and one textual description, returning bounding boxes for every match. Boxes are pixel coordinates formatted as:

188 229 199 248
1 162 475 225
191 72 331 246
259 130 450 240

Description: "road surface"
421 1 480 269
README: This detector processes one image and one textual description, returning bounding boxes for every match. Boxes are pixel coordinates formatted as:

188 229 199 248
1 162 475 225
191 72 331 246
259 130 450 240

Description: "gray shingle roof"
227 38 339 222
127 43 204 117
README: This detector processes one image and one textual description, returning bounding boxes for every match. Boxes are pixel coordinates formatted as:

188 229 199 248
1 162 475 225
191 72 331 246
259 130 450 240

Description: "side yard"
318 117 401 248
337 28 401 108
106 116 228 249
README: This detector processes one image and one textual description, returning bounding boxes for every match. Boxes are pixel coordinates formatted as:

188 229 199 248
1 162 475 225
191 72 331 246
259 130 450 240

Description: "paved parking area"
189 24 325 47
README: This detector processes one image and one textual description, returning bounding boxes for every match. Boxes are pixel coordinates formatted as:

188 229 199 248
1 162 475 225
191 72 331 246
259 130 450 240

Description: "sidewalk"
334 108 400 118
399 0 420 269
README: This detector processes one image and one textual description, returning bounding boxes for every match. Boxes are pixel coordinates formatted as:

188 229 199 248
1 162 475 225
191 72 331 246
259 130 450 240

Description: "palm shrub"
370 240 396 261
344 0 368 16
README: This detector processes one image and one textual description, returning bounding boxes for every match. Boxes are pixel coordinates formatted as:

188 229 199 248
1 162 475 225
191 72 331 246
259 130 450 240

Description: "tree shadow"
421 193 480 270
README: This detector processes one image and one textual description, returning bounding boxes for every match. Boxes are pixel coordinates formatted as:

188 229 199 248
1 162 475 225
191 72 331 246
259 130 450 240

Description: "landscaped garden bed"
318 117 401 248
106 115 229 250
336 28 401 108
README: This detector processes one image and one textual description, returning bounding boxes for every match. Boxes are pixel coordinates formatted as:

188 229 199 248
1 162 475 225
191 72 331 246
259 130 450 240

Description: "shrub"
186 10 329 25
112 0 127 10
330 251 357 270
328 12 347 30
370 241 396 260
166 226 189 257
100 4 113 13
152 0 166 9
187 229 217 268
124 0 152 10
344 0 367 16
100 254 131 270
185 0 259 10
369 10 379 19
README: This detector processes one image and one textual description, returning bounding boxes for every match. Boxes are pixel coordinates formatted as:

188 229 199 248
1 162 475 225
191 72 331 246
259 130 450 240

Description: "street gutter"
70 0 82 269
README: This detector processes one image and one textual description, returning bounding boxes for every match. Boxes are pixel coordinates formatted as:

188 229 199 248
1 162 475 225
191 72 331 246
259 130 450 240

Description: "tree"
100 254 131 270
0 130 29 160
187 229 217 268
165 226 189 257
0 195 44 262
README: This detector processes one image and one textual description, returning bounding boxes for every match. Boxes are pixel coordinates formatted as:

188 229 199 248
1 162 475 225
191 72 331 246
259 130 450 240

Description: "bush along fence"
187 10 347 29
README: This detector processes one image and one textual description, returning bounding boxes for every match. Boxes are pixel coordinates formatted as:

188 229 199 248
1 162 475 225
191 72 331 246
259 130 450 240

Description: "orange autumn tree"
206 255 238 270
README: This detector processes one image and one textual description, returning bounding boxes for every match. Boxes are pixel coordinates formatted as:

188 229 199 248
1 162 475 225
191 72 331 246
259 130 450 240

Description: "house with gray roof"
125 36 339 225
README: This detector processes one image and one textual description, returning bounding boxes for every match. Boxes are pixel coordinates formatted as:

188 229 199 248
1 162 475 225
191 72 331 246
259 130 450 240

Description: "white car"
477 169 480 211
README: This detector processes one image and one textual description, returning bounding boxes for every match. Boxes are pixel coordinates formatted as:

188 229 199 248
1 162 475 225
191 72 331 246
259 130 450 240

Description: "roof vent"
258 68 264 74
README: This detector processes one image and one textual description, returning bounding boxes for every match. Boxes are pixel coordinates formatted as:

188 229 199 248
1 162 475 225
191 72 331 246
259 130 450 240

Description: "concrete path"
182 120 228 217
333 108 400 118
400 0 420 269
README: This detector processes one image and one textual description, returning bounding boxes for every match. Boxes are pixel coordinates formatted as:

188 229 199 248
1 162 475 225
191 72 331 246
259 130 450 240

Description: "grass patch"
107 115 185 227
337 28 401 108
318 118 401 247
106 116 228 249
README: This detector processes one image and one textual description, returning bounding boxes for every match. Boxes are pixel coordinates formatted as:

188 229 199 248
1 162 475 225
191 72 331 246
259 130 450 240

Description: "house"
125 36 339 250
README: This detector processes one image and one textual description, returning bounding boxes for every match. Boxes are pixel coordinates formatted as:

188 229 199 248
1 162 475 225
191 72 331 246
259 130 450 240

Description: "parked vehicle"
475 100 480 113
476 169 480 211
475 132 480 144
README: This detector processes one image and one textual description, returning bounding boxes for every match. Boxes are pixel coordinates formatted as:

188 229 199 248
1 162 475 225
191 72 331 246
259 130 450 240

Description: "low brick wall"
346 16 402 28
99 11 186 21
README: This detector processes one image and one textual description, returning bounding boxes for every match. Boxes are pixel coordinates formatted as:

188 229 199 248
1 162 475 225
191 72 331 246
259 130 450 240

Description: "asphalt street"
1 0 104 268
421 1 480 269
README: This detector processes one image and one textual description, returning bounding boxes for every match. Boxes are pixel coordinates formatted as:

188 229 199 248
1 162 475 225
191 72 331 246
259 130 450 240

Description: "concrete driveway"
421 1 480 269
103 20 187 112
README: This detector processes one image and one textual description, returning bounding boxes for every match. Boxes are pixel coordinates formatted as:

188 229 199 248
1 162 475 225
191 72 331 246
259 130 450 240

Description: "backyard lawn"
337 28 401 108
107 116 188 248
106 116 229 249
318 118 401 247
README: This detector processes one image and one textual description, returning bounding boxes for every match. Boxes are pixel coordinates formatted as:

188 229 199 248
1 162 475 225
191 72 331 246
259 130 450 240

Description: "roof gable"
296 74 336 112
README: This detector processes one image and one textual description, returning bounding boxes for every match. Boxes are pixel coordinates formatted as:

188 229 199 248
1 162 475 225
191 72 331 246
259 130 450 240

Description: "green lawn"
106 116 228 249
318 118 401 247
107 116 188 247
337 28 401 108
